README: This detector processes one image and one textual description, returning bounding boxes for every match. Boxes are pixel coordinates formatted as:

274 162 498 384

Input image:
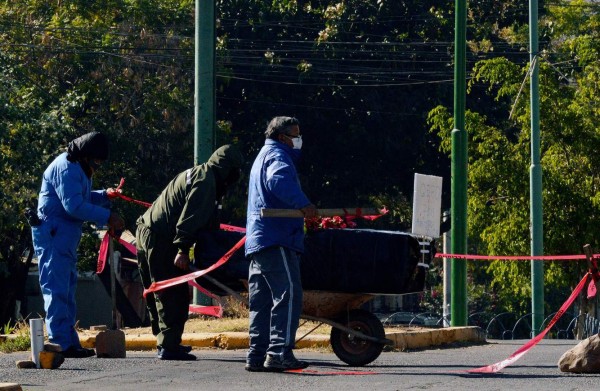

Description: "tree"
428 0 600 315
1 0 578 326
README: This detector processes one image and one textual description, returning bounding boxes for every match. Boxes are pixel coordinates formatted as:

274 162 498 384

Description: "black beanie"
67 132 109 161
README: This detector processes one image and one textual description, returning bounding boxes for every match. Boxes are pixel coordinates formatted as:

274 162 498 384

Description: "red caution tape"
97 233 110 273
99 178 248 317
111 178 153 208
438 251 598 373
117 237 138 256
436 253 587 261
143 236 246 297
219 224 246 233
343 207 389 222
588 279 597 299
97 231 240 317
187 279 224 318
587 255 600 299
467 272 591 373
97 231 140 273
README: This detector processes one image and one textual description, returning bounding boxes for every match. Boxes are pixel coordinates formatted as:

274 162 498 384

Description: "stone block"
95 329 126 358
15 360 36 369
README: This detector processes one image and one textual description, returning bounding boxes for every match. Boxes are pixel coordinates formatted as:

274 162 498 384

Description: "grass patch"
0 335 31 353
0 321 31 353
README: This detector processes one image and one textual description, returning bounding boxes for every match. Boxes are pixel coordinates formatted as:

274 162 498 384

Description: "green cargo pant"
136 222 189 350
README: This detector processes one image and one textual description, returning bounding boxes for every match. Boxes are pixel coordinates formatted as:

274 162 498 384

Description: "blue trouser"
32 219 82 351
247 246 303 364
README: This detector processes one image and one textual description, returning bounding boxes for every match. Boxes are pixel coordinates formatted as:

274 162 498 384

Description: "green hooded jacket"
140 144 244 254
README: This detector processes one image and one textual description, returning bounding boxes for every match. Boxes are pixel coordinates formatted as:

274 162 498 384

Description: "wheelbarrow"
202 273 391 366
197 227 430 366
299 291 391 366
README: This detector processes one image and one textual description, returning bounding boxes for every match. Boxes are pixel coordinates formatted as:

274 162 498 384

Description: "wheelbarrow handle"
260 208 380 218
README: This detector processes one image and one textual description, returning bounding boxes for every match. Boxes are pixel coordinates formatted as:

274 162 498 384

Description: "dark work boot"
62 347 96 358
157 345 193 356
245 361 268 372
158 347 196 361
264 354 309 372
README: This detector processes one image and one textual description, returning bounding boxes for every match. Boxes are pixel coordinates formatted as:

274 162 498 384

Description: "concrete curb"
79 331 331 351
77 327 485 351
386 326 486 350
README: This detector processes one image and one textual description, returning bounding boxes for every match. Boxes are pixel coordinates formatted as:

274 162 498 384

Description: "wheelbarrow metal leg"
301 314 393 345
295 321 326 344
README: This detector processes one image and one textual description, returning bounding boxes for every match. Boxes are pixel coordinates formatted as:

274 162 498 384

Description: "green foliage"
367 188 412 231
77 228 102 273
0 320 31 353
428 0 600 316
2 321 16 335
0 334 31 353
419 256 443 315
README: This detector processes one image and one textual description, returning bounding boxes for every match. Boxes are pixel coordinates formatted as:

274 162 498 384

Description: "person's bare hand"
174 252 190 271
300 204 318 219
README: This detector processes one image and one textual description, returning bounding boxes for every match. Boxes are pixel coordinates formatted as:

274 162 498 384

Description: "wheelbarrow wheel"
330 309 385 366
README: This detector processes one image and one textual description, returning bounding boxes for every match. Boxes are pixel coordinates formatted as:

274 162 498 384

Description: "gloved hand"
174 252 190 271
106 188 122 200
107 212 125 237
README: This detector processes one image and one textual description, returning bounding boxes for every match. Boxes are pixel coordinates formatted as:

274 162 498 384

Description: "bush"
221 295 249 319
77 227 102 273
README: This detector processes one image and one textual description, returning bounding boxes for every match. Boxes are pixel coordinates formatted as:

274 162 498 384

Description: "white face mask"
284 134 302 149
290 135 303 150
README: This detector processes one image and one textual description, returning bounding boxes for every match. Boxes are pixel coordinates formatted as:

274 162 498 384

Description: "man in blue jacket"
245 116 317 372
31 132 124 358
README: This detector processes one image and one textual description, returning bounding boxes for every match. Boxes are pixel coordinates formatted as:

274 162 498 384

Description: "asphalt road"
1 340 598 391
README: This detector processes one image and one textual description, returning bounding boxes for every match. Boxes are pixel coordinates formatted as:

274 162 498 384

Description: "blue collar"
265 138 301 162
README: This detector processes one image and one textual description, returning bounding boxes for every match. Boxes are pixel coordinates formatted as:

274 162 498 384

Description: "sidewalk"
78 326 486 351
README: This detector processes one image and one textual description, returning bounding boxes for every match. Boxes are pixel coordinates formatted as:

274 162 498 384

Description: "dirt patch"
120 316 334 336
119 316 434 336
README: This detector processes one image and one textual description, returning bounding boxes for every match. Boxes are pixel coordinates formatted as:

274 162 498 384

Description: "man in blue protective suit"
31 131 125 358
245 116 317 372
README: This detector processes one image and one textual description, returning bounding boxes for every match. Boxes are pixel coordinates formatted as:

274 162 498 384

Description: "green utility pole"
193 0 216 305
195 0 216 165
451 0 468 326
529 0 544 336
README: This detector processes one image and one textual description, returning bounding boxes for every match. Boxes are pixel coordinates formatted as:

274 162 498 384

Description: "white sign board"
411 173 443 238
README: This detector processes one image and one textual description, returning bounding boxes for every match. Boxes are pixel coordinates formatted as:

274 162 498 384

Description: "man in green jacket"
136 144 244 360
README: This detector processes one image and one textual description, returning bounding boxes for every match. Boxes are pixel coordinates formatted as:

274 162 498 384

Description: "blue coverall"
31 152 110 350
